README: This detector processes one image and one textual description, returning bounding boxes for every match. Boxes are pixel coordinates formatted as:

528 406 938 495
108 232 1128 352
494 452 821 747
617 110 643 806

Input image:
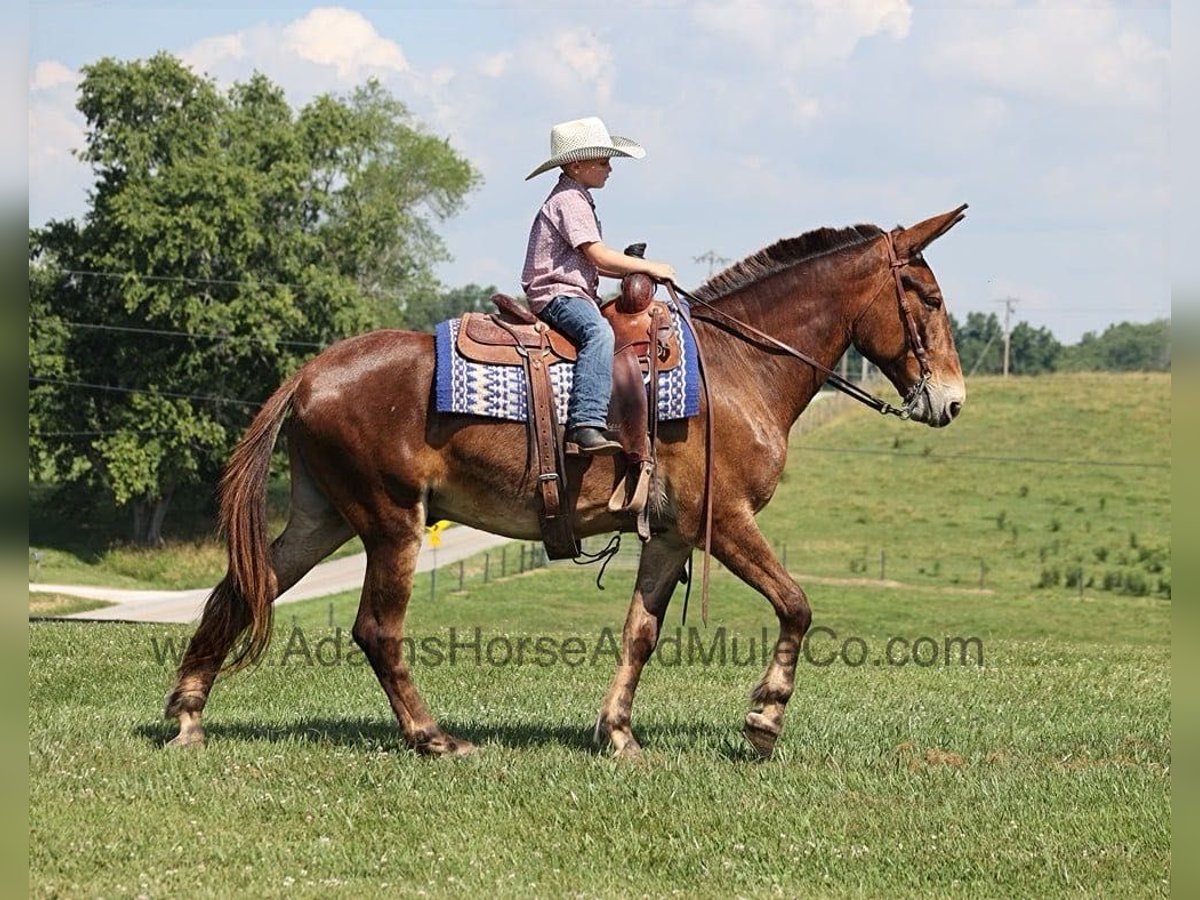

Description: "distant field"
29 372 1170 896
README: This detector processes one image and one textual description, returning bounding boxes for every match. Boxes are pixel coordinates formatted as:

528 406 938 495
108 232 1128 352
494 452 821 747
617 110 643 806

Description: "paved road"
31 526 517 624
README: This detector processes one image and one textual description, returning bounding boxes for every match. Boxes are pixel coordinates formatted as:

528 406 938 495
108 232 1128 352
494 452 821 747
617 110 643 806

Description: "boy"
522 116 677 455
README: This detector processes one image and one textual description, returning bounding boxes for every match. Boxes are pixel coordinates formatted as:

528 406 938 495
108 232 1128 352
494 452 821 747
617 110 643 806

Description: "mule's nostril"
949 401 962 419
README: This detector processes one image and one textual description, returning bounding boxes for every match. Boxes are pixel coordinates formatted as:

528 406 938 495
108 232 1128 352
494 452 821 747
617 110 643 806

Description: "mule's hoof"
594 719 644 759
166 729 205 749
611 736 644 760
417 734 477 758
743 712 781 759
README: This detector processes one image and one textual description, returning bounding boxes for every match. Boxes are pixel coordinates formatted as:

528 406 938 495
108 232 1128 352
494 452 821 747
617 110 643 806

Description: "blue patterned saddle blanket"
433 309 701 422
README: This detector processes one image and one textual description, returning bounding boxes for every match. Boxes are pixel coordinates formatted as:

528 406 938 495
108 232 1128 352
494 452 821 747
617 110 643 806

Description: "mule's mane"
693 223 884 302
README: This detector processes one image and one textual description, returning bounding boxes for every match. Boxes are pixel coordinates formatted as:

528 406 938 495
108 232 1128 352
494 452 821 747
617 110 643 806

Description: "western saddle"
453 255 682 559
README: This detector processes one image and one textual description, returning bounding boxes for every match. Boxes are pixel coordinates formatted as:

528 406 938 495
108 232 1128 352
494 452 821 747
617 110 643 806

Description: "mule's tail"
211 370 304 673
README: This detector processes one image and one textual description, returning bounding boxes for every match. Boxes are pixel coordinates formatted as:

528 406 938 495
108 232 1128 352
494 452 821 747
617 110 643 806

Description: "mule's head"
852 204 968 428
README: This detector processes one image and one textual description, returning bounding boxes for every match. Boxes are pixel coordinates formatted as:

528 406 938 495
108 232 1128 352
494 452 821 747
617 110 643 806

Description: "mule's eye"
921 292 943 309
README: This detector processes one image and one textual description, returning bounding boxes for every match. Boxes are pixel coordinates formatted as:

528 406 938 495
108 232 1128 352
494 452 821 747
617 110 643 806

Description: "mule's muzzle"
915 381 965 428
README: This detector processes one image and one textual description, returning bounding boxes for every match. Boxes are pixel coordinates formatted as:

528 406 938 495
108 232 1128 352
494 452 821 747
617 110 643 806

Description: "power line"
30 429 184 438
43 318 326 350
57 267 316 293
793 445 1167 470
693 250 731 277
28 376 260 407
47 267 408 306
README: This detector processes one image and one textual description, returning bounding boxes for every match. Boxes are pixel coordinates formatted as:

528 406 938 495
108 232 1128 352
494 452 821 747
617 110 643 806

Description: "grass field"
28 373 1170 896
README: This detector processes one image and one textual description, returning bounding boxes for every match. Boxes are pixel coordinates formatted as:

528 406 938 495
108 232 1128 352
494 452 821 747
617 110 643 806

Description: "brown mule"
165 207 969 758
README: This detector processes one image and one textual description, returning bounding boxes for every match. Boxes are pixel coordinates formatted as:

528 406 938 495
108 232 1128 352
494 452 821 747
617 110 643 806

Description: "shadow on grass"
135 715 744 757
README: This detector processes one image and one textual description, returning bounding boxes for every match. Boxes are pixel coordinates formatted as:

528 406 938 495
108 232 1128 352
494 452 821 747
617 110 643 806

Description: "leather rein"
660 230 933 626
666 230 933 420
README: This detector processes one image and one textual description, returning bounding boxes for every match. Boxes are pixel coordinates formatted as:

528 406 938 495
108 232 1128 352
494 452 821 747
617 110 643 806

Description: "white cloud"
544 28 615 105
931 1 1166 110
478 51 512 79
784 87 821 124
693 0 912 67
28 61 89 222
30 60 77 91
283 6 407 79
180 34 246 74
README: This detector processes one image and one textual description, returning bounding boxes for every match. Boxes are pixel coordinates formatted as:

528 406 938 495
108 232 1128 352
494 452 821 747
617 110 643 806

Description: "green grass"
28 373 1171 896
27 592 113 617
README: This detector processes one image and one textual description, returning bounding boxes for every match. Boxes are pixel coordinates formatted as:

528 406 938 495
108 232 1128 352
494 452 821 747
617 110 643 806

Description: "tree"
28 54 479 544
1006 321 1061 375
402 282 498 333
1060 319 1170 372
949 311 1004 375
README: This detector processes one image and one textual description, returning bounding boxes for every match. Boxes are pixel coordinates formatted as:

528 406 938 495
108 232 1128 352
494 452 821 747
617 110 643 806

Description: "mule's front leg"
710 515 812 758
594 534 692 758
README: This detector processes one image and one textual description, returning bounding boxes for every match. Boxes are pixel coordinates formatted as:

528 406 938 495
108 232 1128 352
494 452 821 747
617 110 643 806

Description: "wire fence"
409 529 1170 605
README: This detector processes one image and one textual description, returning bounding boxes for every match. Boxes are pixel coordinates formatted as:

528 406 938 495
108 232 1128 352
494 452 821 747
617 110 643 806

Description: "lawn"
28 373 1171 896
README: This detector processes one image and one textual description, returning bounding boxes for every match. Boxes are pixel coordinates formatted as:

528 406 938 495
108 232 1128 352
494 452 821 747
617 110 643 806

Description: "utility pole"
996 297 1019 377
693 250 730 277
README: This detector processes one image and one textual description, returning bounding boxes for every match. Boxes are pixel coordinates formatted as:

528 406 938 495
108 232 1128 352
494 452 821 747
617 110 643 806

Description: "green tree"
402 282 498 333
1007 321 1061 374
1060 319 1170 372
949 311 1004 375
28 54 479 544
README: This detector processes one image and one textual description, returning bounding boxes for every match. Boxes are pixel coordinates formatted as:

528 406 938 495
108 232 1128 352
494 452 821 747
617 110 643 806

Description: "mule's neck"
690 247 881 436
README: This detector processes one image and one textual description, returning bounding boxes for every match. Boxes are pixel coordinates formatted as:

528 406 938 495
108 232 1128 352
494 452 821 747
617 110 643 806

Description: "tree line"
838 313 1169 379
949 312 1169 375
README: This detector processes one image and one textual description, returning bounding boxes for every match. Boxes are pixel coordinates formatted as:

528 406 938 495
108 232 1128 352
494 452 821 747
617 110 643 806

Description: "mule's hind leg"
164 457 352 746
709 513 812 759
594 533 692 758
353 512 474 758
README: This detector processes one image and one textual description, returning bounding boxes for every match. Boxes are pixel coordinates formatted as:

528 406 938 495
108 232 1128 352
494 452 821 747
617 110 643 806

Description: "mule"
164 205 968 758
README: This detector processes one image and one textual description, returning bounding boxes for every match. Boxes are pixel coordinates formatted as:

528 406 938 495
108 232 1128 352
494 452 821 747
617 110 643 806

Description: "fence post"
484 552 490 583
430 564 437 601
458 560 464 591
501 546 507 577
520 544 526 573
979 559 986 590
880 549 886 581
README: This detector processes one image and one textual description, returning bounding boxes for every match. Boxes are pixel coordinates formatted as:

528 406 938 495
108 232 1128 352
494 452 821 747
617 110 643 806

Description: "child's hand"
645 262 676 283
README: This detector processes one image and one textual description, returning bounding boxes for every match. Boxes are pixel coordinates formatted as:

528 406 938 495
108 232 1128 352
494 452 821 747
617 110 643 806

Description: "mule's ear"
895 203 968 257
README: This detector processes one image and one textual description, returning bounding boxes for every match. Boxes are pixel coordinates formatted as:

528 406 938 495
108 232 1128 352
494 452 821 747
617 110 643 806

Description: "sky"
26 0 1172 343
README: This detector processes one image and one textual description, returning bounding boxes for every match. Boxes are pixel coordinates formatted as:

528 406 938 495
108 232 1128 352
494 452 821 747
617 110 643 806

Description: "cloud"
930 1 1167 110
542 28 615 105
28 59 89 222
30 60 77 91
693 0 912 67
180 34 246 74
283 6 407 79
178 6 407 89
478 51 512 79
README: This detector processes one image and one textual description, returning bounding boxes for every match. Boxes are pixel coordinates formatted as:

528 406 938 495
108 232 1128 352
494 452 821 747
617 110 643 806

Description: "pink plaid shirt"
521 174 603 313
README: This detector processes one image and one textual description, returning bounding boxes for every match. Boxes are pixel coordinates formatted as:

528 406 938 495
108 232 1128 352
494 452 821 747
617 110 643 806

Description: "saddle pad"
434 306 701 422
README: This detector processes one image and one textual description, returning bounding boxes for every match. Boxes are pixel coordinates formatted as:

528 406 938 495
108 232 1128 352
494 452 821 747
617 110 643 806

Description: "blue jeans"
538 295 614 429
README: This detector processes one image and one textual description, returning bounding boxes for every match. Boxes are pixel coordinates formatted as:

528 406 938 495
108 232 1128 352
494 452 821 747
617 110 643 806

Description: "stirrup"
607 462 653 515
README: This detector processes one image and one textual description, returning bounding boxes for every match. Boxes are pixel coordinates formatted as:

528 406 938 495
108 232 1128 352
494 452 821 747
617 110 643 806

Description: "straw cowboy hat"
525 116 646 180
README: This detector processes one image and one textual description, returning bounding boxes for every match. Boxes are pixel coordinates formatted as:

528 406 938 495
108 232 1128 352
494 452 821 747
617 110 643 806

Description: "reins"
660 230 931 626
667 231 930 421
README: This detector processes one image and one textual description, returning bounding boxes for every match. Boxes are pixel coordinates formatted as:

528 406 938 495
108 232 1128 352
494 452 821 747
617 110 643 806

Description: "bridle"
661 231 936 627
664 230 934 420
